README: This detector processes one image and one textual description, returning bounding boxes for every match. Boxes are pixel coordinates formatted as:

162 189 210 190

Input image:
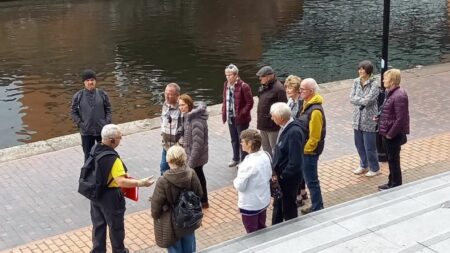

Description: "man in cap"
71 69 112 161
256 66 287 157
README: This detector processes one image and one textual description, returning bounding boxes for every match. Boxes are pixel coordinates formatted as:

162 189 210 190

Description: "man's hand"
138 176 155 187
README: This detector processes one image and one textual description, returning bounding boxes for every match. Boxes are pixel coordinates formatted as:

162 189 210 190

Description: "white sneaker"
365 170 380 177
228 160 239 167
353 167 369 175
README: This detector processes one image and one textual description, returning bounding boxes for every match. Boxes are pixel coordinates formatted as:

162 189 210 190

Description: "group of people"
71 70 209 252
230 66 326 233
231 61 410 235
70 59 410 252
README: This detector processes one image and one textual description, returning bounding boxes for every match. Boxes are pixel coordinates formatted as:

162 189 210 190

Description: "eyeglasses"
300 88 311 92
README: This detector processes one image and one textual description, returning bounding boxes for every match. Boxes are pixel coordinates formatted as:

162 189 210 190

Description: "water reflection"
0 0 449 148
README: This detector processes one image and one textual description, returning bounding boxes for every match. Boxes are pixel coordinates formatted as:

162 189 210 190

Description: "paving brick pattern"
3 131 450 253
1 63 450 252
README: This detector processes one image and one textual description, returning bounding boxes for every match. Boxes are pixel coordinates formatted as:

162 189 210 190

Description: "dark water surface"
0 0 449 148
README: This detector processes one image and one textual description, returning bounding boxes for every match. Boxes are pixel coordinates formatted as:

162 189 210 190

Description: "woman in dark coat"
178 94 209 208
151 145 203 253
377 68 410 190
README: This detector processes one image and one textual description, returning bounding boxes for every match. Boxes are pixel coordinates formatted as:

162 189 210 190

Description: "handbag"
270 179 283 199
263 151 283 199
400 134 407 146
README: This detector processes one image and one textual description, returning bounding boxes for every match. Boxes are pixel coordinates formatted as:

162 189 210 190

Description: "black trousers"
90 188 128 253
82 135 102 162
193 166 208 203
382 135 403 187
272 178 300 225
228 118 249 162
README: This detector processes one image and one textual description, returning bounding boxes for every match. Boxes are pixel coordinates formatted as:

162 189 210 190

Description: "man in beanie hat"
71 69 112 161
255 65 287 157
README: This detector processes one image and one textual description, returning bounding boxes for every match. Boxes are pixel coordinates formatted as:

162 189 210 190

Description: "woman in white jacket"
233 129 272 233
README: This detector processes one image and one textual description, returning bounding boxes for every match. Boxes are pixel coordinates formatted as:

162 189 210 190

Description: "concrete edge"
1 62 450 164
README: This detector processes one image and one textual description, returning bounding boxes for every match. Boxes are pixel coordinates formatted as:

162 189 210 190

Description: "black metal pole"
381 0 391 89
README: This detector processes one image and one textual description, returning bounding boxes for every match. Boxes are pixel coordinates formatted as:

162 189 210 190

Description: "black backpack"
169 182 203 230
78 145 116 201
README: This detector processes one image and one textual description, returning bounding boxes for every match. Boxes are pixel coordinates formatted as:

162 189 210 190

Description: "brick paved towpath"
1 63 450 252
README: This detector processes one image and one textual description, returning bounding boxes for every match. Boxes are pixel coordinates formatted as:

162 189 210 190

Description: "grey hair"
101 124 121 141
270 102 291 121
302 78 320 93
225 64 239 75
166 82 181 94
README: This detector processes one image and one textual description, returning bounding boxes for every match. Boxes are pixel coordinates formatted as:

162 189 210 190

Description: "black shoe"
378 183 391 190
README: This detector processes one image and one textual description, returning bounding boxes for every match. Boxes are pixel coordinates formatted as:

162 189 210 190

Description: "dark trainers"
378 183 391 190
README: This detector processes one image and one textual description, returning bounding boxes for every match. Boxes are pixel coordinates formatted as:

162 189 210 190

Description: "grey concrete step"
201 171 450 253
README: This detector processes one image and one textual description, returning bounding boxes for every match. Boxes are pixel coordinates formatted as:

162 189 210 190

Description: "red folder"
121 175 139 201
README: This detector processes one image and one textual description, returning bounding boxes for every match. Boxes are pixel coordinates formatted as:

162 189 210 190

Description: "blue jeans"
303 154 324 212
228 118 249 162
168 233 196 253
354 130 380 172
160 148 170 175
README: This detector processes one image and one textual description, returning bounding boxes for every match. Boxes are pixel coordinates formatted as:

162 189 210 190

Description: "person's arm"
151 178 166 219
304 110 323 154
233 163 254 192
71 91 82 126
281 130 303 179
222 83 227 124
240 83 254 117
110 158 154 188
350 80 379 107
187 119 206 167
387 93 409 138
115 175 154 188
102 91 112 124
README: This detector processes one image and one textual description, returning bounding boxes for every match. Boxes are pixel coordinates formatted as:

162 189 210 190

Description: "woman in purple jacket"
377 69 410 190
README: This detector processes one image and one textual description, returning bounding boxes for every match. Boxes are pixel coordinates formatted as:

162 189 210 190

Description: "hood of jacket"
185 102 208 121
302 93 323 112
163 165 193 188
283 118 304 133
93 142 118 157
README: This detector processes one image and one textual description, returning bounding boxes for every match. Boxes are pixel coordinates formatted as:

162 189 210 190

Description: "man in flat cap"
71 69 112 161
256 66 287 157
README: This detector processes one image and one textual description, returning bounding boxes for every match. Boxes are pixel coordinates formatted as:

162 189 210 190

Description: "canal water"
0 0 449 148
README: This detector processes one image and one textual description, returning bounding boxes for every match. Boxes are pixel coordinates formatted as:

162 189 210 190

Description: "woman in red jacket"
377 69 410 190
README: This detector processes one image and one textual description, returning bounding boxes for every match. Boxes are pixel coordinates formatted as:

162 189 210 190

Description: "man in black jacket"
256 66 287 157
71 69 112 161
270 102 304 225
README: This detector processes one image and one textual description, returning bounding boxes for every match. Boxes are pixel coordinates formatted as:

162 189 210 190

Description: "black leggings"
193 166 208 203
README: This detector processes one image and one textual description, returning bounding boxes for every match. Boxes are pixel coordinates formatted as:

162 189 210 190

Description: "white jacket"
233 150 272 211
